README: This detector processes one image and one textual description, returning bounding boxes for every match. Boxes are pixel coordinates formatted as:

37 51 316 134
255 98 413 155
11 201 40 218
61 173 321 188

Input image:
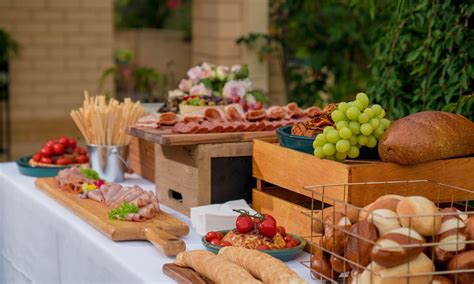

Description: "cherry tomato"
58 136 70 147
56 157 72 165
75 146 86 155
255 244 271 250
220 241 232 247
215 231 224 240
53 143 65 155
68 138 77 149
205 231 217 242
277 226 286 237
285 239 298 248
253 102 263 110
284 235 293 243
258 217 277 237
76 155 89 163
210 239 221 246
263 213 276 223
46 140 56 148
41 157 52 164
41 146 53 157
254 217 261 225
32 152 42 162
236 215 254 234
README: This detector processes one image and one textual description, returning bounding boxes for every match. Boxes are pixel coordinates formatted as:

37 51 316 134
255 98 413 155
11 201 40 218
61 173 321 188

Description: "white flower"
187 66 203 81
201 62 214 71
216 65 229 81
231 64 242 73
222 79 252 99
178 79 193 92
200 69 215 80
244 94 257 105
168 89 185 98
190 84 211 96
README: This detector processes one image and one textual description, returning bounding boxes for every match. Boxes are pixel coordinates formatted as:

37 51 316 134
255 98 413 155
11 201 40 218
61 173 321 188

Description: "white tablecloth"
0 162 314 283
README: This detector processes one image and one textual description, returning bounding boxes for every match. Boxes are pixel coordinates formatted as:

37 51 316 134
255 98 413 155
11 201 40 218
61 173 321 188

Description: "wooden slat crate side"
252 140 350 201
349 157 474 206
129 137 155 182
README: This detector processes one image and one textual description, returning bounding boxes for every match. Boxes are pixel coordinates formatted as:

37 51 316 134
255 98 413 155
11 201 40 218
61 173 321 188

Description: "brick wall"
192 0 269 93
0 0 114 159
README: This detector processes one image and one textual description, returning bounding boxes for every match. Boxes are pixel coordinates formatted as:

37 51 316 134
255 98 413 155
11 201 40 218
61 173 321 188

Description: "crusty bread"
378 111 474 165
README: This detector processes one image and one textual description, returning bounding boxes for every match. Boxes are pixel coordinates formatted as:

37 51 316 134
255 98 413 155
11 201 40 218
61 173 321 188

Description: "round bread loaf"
396 196 441 236
378 111 474 165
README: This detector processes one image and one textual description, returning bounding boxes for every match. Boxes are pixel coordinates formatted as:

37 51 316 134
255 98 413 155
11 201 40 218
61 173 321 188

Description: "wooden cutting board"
35 178 189 256
163 263 211 284
127 126 277 146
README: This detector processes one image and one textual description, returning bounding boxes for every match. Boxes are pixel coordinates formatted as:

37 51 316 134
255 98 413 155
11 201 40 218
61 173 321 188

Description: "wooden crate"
253 139 474 207
129 137 155 182
155 142 256 216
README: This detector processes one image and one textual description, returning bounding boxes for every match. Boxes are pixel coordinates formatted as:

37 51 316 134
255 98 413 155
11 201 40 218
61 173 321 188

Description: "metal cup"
87 144 129 182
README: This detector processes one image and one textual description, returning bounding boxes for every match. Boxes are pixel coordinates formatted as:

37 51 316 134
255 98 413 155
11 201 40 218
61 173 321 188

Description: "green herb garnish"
108 202 139 220
80 168 100 181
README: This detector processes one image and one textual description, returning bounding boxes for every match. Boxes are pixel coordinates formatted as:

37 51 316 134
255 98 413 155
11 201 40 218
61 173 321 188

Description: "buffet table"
0 162 313 283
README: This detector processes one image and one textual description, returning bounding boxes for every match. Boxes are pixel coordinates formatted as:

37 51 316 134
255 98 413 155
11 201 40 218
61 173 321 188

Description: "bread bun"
432 275 453 284
396 196 441 236
346 220 378 271
371 227 425 268
360 195 404 220
371 253 434 284
311 251 338 281
446 250 474 284
464 216 474 250
321 212 351 255
434 207 467 263
367 209 401 236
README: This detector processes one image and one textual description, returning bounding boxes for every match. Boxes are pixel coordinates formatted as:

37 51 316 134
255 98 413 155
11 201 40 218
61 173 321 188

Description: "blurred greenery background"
238 0 473 120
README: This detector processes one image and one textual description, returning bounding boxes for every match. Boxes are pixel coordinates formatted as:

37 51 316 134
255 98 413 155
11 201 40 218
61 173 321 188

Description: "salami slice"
232 121 246 132
172 122 199 134
266 106 287 120
159 112 178 126
264 121 275 131
210 121 224 133
255 121 266 131
197 121 211 133
225 105 245 122
222 122 235 132
204 108 224 122
245 109 266 121
245 122 257 132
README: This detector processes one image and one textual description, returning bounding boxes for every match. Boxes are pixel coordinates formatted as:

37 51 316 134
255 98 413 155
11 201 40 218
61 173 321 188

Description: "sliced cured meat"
124 213 146 222
159 112 178 126
255 121 266 131
304 106 322 117
130 192 151 208
232 121 246 132
56 167 94 193
172 122 199 134
264 121 275 131
196 122 210 134
136 122 159 129
266 106 286 120
224 105 245 122
210 121 224 133
285 102 304 118
105 183 122 202
204 108 224 122
87 190 105 203
137 113 160 124
138 203 158 219
183 115 203 123
244 122 257 132
323 103 337 114
245 109 266 121
222 122 235 132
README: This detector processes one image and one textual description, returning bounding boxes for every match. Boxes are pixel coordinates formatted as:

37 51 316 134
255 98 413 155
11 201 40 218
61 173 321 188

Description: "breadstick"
175 250 261 284
218 247 307 284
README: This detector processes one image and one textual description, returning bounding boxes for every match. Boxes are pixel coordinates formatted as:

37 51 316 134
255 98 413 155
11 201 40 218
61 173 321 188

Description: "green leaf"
406 49 421 63
80 168 100 181
108 202 139 220
460 73 468 90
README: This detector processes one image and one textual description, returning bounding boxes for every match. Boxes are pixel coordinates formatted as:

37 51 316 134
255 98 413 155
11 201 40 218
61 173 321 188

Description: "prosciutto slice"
204 108 224 122
245 109 266 121
222 122 235 132
266 106 286 120
285 102 304 118
224 105 245 122
56 167 94 193
172 122 199 134
87 190 105 203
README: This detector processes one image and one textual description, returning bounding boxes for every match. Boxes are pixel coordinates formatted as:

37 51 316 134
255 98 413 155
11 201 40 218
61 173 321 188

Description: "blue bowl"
276 125 314 154
201 230 306 262
16 156 72 177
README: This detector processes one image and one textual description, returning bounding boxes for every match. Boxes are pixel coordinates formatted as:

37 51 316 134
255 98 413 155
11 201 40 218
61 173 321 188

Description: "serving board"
35 178 189 256
127 126 276 146
163 263 210 284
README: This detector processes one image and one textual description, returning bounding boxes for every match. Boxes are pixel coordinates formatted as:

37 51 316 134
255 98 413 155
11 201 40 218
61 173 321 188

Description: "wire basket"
300 180 474 284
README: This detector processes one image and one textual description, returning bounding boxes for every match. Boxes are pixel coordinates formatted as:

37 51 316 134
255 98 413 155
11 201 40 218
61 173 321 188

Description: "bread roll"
175 250 261 284
396 196 441 236
218 246 307 284
371 253 434 284
378 111 474 165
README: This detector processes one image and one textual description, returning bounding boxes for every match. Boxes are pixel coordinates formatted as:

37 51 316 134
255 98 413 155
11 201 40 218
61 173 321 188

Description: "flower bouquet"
167 62 265 114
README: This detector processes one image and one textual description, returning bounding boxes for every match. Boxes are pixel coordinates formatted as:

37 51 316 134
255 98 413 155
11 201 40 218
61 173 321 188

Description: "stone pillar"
192 0 269 92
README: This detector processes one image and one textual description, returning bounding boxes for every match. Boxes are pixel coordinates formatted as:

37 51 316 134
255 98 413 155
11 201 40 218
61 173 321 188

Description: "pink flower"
201 62 214 71
223 79 252 99
187 66 203 81
190 84 211 96
231 64 242 73
178 79 193 92
200 69 214 80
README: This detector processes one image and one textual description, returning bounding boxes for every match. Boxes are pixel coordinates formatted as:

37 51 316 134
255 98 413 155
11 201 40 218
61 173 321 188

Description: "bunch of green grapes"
313 93 391 161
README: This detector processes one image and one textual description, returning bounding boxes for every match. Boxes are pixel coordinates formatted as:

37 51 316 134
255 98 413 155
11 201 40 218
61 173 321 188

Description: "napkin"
190 199 257 236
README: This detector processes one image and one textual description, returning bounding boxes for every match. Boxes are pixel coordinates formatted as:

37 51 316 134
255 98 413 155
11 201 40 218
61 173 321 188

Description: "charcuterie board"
127 126 276 146
35 178 189 256
162 263 210 284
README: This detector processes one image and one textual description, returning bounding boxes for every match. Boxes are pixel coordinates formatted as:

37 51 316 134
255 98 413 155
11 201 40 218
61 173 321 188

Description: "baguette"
175 250 261 284
378 111 474 165
218 246 307 284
